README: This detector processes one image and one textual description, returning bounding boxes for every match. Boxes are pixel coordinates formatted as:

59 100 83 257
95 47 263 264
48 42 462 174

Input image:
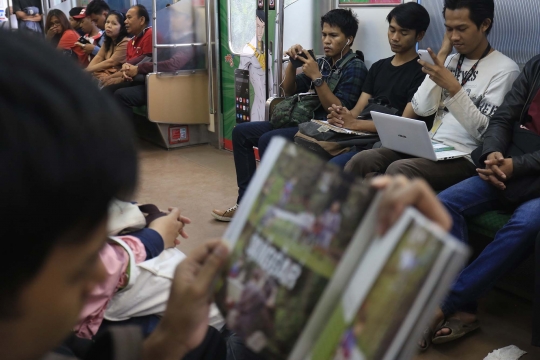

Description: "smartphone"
289 49 316 69
78 36 90 45
235 69 250 123
417 49 435 66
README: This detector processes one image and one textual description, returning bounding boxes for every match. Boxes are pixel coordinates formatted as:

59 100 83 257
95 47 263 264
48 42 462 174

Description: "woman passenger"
45 9 88 66
85 11 128 82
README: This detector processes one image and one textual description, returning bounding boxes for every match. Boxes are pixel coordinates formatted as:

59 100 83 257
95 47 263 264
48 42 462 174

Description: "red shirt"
126 27 152 62
526 89 540 135
57 29 89 67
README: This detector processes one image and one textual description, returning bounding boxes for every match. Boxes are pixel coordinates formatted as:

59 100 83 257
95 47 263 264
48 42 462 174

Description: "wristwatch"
313 77 324 87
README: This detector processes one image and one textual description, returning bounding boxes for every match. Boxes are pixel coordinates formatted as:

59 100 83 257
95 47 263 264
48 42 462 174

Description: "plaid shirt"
295 50 367 119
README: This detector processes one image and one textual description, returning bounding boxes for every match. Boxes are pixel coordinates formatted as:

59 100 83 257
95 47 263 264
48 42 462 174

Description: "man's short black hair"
387 3 430 35
256 9 266 23
0 30 137 318
443 0 494 35
132 4 150 26
321 9 359 45
85 0 110 16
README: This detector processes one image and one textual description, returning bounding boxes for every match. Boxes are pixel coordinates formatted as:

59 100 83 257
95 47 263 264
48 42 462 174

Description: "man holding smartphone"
345 0 519 191
211 8 367 222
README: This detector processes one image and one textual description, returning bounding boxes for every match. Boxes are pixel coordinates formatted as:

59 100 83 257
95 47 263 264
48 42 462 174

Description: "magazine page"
218 137 376 358
309 207 469 360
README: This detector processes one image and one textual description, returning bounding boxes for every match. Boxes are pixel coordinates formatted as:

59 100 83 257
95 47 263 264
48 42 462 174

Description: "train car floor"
136 140 540 360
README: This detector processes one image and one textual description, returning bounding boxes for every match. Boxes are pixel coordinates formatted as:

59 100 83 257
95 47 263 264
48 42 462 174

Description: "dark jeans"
438 176 540 317
113 84 147 118
232 122 298 204
328 150 359 169
344 147 477 191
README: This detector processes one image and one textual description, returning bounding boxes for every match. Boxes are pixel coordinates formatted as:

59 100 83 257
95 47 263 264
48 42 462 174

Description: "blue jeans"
328 150 359 169
232 122 298 204
438 176 540 316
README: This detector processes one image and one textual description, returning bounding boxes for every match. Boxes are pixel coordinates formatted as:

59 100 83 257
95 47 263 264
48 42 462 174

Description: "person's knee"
386 160 416 178
232 123 247 143
344 150 377 174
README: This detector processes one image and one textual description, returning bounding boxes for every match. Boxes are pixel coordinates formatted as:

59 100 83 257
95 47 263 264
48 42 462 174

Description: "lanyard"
454 43 491 87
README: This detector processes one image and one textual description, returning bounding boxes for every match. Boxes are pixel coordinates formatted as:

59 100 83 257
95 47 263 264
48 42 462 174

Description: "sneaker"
211 204 238 222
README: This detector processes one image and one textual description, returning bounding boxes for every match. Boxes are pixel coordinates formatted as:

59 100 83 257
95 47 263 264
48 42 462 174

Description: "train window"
228 0 256 54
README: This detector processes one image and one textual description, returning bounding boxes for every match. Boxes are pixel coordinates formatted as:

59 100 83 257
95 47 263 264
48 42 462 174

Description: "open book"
216 137 469 359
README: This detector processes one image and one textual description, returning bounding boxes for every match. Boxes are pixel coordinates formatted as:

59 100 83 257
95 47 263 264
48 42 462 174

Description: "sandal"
431 318 480 344
417 327 433 352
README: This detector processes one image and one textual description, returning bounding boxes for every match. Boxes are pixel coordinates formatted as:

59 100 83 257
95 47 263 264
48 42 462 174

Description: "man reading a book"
345 0 520 191
422 54 540 349
326 2 431 168
211 8 367 222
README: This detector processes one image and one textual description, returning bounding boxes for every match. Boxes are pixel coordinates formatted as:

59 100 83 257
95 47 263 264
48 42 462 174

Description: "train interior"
2 0 540 358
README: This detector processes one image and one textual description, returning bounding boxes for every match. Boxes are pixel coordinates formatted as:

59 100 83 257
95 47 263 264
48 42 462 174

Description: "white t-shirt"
412 50 520 161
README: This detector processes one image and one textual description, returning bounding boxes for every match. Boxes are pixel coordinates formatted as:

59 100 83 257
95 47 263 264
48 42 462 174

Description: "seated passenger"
345 0 520 191
327 2 430 168
423 53 540 349
112 7 196 115
81 0 109 59
68 7 85 36
212 8 367 222
45 9 88 66
74 9 104 62
0 29 232 360
100 4 153 88
75 208 191 339
12 0 42 35
85 11 128 82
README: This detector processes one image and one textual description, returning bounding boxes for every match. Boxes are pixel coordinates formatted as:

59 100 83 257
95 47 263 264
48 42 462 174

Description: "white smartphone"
417 49 435 65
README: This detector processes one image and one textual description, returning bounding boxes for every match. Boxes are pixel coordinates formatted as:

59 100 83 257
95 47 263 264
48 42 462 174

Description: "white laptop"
370 111 468 161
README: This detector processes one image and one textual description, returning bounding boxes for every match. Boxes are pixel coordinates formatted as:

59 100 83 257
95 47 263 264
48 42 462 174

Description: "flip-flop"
432 318 480 344
417 327 433 352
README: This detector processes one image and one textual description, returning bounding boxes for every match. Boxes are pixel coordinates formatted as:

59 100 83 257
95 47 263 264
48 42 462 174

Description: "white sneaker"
211 204 238 222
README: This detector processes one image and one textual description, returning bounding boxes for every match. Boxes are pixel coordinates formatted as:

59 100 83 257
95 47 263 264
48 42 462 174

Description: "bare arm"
282 44 305 96
401 103 418 119
281 62 297 96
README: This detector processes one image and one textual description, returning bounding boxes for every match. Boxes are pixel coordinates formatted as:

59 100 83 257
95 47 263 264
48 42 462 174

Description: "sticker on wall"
269 0 275 10
257 0 263 10
168 125 189 145
225 54 235 67
237 8 274 122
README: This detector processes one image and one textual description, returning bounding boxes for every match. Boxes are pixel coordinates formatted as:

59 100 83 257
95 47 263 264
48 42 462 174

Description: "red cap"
72 8 87 20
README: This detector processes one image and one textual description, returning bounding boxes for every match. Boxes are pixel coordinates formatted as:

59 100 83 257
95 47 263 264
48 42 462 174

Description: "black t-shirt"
362 56 425 115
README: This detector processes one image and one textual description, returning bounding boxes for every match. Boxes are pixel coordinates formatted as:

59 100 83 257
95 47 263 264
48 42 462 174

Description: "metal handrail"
205 0 215 114
154 43 206 48
273 0 285 97
151 0 157 73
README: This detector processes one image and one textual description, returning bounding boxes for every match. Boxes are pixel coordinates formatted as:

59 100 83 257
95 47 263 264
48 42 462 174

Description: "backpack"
270 51 363 129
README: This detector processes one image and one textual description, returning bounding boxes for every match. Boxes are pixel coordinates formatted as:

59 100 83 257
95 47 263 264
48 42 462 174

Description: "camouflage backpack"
270 51 361 129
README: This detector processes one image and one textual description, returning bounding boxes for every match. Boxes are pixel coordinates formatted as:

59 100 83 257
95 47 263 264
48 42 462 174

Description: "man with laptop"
326 2 431 168
345 0 519 191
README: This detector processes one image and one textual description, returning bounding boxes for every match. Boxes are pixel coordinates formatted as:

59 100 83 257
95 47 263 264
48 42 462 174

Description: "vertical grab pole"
273 0 284 97
152 0 157 73
41 0 48 31
206 0 215 114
